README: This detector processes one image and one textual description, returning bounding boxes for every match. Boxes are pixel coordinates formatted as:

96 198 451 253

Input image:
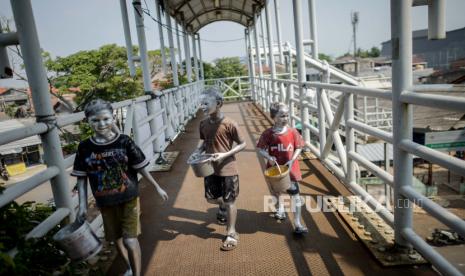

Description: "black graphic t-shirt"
71 134 149 207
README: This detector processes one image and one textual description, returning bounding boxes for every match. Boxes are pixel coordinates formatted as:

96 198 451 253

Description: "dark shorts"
204 175 239 203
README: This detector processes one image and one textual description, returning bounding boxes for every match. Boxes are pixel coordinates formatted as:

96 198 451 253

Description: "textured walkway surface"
110 102 435 276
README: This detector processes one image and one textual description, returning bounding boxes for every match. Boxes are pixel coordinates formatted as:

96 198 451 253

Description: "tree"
45 44 143 109
318 53 333 62
211 57 246 79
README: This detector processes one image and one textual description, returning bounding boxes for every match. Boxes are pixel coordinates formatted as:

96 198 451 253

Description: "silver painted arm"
211 141 246 162
138 167 168 201
75 176 88 223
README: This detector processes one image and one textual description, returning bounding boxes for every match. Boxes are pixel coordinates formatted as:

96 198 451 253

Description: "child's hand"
212 152 228 162
285 160 294 168
157 187 169 201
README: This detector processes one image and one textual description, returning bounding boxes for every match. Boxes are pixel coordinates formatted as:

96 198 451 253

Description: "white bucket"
53 221 102 262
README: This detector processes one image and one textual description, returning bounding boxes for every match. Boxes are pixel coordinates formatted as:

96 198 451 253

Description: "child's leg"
123 238 141 276
223 175 239 236
116 238 131 271
288 182 307 232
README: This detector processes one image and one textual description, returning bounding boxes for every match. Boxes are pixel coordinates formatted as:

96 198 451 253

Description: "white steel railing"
0 80 204 255
251 72 465 275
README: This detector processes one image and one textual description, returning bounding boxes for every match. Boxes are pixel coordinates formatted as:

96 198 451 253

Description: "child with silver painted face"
190 87 246 251
72 99 168 276
257 102 308 235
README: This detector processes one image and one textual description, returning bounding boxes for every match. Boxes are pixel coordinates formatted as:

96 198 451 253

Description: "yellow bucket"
264 163 291 193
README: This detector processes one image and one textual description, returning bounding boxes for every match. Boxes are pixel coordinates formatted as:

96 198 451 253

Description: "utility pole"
351 11 359 74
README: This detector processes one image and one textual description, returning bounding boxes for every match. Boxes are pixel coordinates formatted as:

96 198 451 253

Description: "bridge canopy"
165 0 265 33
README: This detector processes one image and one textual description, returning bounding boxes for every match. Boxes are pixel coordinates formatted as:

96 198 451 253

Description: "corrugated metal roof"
357 143 393 162
0 119 41 155
165 0 265 33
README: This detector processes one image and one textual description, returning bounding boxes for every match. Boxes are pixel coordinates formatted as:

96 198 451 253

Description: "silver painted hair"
269 102 289 119
202 86 224 103
84 99 113 118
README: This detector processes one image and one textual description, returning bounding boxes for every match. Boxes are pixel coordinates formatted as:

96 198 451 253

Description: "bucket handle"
273 160 283 176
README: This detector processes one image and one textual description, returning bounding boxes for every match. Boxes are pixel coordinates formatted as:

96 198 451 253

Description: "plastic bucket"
187 154 214 177
264 163 291 193
53 221 102 262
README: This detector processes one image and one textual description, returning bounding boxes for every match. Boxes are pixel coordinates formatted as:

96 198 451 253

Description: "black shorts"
204 175 239 203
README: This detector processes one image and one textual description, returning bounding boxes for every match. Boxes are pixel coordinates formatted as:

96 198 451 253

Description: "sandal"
216 208 227 225
294 226 308 235
220 233 239 251
274 211 286 220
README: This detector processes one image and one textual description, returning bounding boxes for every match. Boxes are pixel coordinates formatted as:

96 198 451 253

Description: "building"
381 27 465 70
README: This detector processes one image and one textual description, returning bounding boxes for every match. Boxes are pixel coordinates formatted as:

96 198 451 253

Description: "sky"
0 0 464 63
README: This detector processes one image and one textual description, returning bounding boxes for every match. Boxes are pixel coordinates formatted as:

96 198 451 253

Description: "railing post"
345 93 356 185
246 28 256 102
264 0 277 101
391 0 413 246
10 0 74 220
175 22 184 76
163 0 179 87
119 0 136 77
292 0 310 144
197 33 204 80
259 13 268 66
155 0 167 74
253 9 264 108
192 33 200 82
273 0 284 64
183 22 192 83
308 0 319 59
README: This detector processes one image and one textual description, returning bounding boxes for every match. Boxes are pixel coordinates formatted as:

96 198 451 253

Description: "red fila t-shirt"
257 127 305 181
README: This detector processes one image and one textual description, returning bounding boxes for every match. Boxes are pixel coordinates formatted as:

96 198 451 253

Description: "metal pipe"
253 12 264 108
308 0 319 59
345 93 356 189
133 0 154 92
400 139 465 177
292 0 310 143
26 208 70 239
264 0 277 101
0 123 48 145
154 0 167 74
400 92 465 112
401 186 465 238
259 14 268 65
0 166 60 209
119 0 136 77
346 119 393 143
175 22 184 75
273 0 284 64
428 0 445 39
390 0 413 246
245 28 255 101
321 94 347 160
10 0 75 221
163 1 179 86
348 151 394 186
192 33 199 81
0 32 19 46
197 33 204 79
402 228 462 276
183 24 192 82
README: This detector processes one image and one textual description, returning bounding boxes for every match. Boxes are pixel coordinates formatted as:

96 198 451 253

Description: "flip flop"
220 233 239 251
274 212 286 220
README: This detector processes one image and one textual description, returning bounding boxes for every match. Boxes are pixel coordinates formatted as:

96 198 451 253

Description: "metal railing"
251 72 465 275
0 80 204 255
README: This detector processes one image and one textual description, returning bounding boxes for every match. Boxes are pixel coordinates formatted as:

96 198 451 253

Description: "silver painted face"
88 109 115 139
273 109 289 128
200 95 218 116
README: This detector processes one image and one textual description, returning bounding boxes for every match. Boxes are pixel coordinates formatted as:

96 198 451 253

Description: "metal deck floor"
110 102 436 276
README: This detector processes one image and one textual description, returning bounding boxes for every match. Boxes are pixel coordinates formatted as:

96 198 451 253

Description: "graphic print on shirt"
85 149 131 196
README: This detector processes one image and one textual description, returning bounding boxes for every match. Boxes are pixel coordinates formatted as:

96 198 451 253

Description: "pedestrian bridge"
1 0 465 275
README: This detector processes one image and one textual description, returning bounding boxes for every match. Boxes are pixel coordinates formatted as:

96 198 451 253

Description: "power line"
134 1 245 43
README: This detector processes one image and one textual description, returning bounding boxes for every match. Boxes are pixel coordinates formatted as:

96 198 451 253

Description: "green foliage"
211 57 246 79
318 53 333 62
4 104 17 118
356 47 381 58
45 44 144 108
